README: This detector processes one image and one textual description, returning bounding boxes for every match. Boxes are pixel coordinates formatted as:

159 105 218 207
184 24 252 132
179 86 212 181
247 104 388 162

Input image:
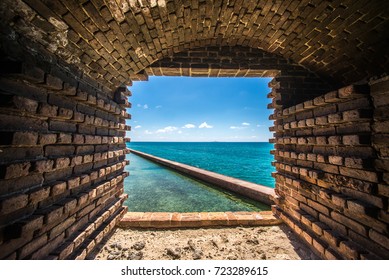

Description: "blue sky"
126 76 273 142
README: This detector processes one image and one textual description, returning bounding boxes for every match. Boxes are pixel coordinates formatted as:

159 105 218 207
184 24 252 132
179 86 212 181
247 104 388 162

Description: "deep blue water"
127 142 275 188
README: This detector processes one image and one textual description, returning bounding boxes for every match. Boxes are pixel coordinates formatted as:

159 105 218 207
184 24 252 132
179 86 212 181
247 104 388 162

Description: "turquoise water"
127 142 275 188
124 153 269 212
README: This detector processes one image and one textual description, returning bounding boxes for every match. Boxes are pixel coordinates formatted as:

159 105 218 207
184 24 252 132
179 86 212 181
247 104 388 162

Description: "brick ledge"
119 211 282 228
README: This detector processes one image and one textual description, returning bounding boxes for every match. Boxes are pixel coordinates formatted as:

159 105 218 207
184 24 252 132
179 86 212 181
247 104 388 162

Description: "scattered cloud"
137 104 148 109
230 123 252 129
155 105 162 109
182 124 196 129
134 125 142 129
156 126 178 133
178 130 182 134
257 124 264 127
199 122 213 129
144 130 153 135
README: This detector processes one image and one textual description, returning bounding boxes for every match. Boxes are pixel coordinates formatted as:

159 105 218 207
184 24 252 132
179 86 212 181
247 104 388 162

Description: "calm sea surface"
127 142 275 188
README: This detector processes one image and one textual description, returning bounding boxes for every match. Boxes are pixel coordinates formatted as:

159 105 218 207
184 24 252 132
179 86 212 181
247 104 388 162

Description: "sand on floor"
91 224 319 260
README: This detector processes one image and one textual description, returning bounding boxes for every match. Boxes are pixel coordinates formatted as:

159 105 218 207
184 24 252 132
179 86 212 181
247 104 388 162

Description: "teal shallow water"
124 153 270 212
127 142 275 188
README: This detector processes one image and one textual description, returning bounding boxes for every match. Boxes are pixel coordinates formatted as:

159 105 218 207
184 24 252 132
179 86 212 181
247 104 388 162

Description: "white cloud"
178 130 182 134
199 122 213 129
242 122 250 126
182 124 196 129
156 126 178 133
230 126 245 130
257 124 264 127
144 130 153 135
137 104 148 109
134 125 142 129
155 105 162 109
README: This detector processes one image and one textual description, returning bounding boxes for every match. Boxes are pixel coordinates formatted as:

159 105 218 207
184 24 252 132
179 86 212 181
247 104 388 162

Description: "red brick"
307 199 330 216
12 132 39 146
45 74 63 90
39 103 58 117
29 186 50 204
67 177 80 189
31 232 65 259
51 181 67 196
331 211 367 236
39 134 57 145
58 108 73 119
0 194 29 215
324 248 342 260
369 229 389 249
339 167 378 183
44 205 64 225
35 160 54 173
19 234 48 259
57 133 72 144
320 214 347 236
50 216 76 239
13 96 39 113
339 240 360 259
5 162 31 179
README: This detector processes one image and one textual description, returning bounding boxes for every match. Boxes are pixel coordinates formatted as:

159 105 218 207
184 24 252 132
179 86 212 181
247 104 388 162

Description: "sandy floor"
91 224 319 260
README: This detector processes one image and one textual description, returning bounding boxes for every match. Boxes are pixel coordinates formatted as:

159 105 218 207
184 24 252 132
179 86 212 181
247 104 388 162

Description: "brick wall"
271 81 389 259
0 36 130 259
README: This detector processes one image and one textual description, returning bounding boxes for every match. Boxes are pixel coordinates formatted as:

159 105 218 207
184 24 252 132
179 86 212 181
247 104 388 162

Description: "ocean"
126 142 275 188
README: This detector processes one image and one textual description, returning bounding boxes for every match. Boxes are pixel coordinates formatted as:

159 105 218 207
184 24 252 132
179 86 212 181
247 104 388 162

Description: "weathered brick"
45 145 75 157
67 177 80 189
0 114 48 133
57 133 72 144
39 103 58 117
339 240 361 259
19 234 48 259
13 96 39 113
39 134 57 145
55 157 70 169
45 74 63 90
29 186 51 204
30 232 65 259
49 120 77 133
331 211 367 236
5 162 31 179
51 181 67 196
339 167 378 183
328 156 343 166
0 194 29 215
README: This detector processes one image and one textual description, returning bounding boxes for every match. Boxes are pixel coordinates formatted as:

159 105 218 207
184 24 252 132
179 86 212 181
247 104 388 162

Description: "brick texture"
272 81 389 260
